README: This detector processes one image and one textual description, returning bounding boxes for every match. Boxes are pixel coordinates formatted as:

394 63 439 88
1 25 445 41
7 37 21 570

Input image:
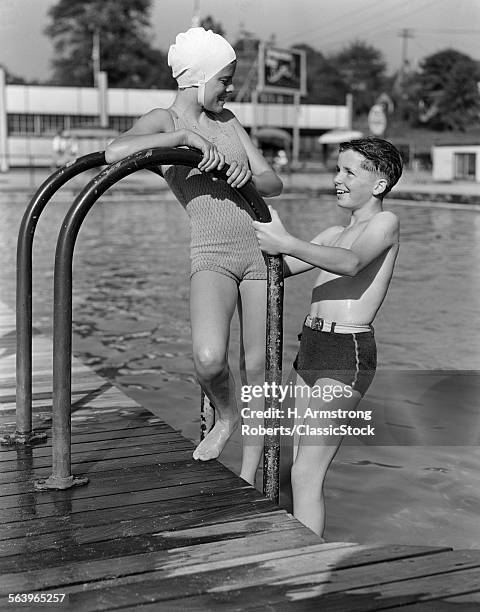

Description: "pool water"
1 190 479 548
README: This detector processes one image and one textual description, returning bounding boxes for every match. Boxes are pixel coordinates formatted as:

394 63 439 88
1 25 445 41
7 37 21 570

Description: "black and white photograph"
0 0 479 609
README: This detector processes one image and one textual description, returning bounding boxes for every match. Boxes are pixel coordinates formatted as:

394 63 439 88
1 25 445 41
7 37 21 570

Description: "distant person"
106 27 282 481
52 129 67 168
273 149 289 173
67 133 79 161
254 137 403 536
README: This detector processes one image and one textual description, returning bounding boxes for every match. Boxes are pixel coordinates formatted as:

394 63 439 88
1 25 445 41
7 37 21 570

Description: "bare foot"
193 418 238 461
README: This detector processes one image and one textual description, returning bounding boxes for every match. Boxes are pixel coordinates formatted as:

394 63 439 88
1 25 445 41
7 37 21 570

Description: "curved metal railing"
2 152 107 446
9 148 284 502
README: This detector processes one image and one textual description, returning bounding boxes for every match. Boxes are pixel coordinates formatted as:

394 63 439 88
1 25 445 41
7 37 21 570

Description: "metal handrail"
2 153 167 447
27 147 284 501
1 152 107 446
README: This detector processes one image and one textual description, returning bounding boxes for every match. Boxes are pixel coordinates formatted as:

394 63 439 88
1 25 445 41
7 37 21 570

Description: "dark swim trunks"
293 316 377 396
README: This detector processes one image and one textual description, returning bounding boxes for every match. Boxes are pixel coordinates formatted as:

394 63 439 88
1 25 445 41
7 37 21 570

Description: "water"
1 190 479 548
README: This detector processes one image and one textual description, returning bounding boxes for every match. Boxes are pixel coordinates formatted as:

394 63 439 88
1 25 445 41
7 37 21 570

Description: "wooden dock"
1 300 479 611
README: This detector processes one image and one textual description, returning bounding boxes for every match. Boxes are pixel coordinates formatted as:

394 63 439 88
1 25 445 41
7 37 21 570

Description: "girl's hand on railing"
226 160 252 188
184 130 225 173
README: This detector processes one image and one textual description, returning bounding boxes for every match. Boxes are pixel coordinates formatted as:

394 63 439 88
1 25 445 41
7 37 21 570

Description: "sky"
0 0 479 81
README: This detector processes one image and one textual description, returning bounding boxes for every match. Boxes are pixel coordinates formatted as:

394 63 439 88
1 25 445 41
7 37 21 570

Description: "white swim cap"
168 27 236 106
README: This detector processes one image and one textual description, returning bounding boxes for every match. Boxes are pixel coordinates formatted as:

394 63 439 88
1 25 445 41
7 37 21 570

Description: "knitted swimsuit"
163 108 267 282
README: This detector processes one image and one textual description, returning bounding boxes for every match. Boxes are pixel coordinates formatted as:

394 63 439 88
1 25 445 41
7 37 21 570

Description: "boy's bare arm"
283 226 345 277
254 209 399 277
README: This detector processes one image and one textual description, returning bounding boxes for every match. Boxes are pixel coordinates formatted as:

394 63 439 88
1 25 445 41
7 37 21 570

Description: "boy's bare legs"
291 377 363 536
190 271 240 461
237 279 267 485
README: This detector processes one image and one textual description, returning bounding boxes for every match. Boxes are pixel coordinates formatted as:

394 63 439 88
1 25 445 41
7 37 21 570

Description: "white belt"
305 315 373 334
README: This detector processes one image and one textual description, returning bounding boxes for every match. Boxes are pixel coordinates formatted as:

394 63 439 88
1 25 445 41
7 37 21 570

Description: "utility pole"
397 28 414 121
90 27 108 128
0 66 8 172
398 28 414 85
192 0 200 27
92 28 100 87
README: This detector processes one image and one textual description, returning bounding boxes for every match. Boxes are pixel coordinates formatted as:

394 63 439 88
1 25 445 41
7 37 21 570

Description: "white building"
0 68 350 169
432 144 480 182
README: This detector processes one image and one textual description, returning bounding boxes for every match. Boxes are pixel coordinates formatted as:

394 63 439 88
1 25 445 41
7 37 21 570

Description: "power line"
416 28 480 34
278 0 381 47
281 0 443 52
311 0 440 49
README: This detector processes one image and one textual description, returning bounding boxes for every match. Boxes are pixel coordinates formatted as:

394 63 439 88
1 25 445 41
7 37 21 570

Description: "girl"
106 27 282 484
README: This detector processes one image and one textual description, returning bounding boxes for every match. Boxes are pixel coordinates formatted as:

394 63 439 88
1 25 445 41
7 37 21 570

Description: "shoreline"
1 167 480 206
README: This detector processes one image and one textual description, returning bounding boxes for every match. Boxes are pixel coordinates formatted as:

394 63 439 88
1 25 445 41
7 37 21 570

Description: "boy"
253 138 403 536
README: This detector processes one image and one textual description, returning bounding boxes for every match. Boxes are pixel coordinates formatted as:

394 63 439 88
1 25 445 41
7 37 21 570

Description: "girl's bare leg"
190 271 239 461
237 279 267 485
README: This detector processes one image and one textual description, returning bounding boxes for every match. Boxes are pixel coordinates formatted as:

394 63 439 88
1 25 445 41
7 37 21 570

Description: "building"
432 143 480 182
0 69 350 169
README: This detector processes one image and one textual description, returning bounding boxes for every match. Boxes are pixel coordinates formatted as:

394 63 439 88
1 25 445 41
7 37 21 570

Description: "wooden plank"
70 411 159 427
0 487 275 540
0 461 235 508
1 541 348 598
0 427 183 464
0 410 146 429
0 430 188 464
0 394 124 412
240 567 480 612
0 429 180 460
161 543 450 578
131 565 480 612
188 548 476 606
0 449 198 490
0 505 287 557
0 517 307 573
69 419 169 433
0 369 124 382
13 545 469 612
0 435 189 474
0 428 183 455
388 591 480 610
0 378 120 393
0 379 119 399
0 428 180 453
0 436 189 471
0 477 245 524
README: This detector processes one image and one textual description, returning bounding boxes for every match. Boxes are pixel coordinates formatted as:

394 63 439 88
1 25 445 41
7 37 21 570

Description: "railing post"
263 255 284 503
1 152 106 447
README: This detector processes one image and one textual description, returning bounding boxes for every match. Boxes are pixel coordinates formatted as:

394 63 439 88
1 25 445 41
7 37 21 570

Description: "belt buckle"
312 316 324 331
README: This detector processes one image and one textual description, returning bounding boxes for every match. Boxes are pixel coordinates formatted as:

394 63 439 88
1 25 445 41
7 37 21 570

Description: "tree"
3 68 28 85
330 41 387 115
411 49 480 130
231 29 260 102
200 15 225 37
45 0 175 88
292 44 347 105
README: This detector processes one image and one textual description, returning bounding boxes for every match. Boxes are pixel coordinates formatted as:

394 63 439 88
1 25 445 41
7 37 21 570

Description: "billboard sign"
257 44 307 95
